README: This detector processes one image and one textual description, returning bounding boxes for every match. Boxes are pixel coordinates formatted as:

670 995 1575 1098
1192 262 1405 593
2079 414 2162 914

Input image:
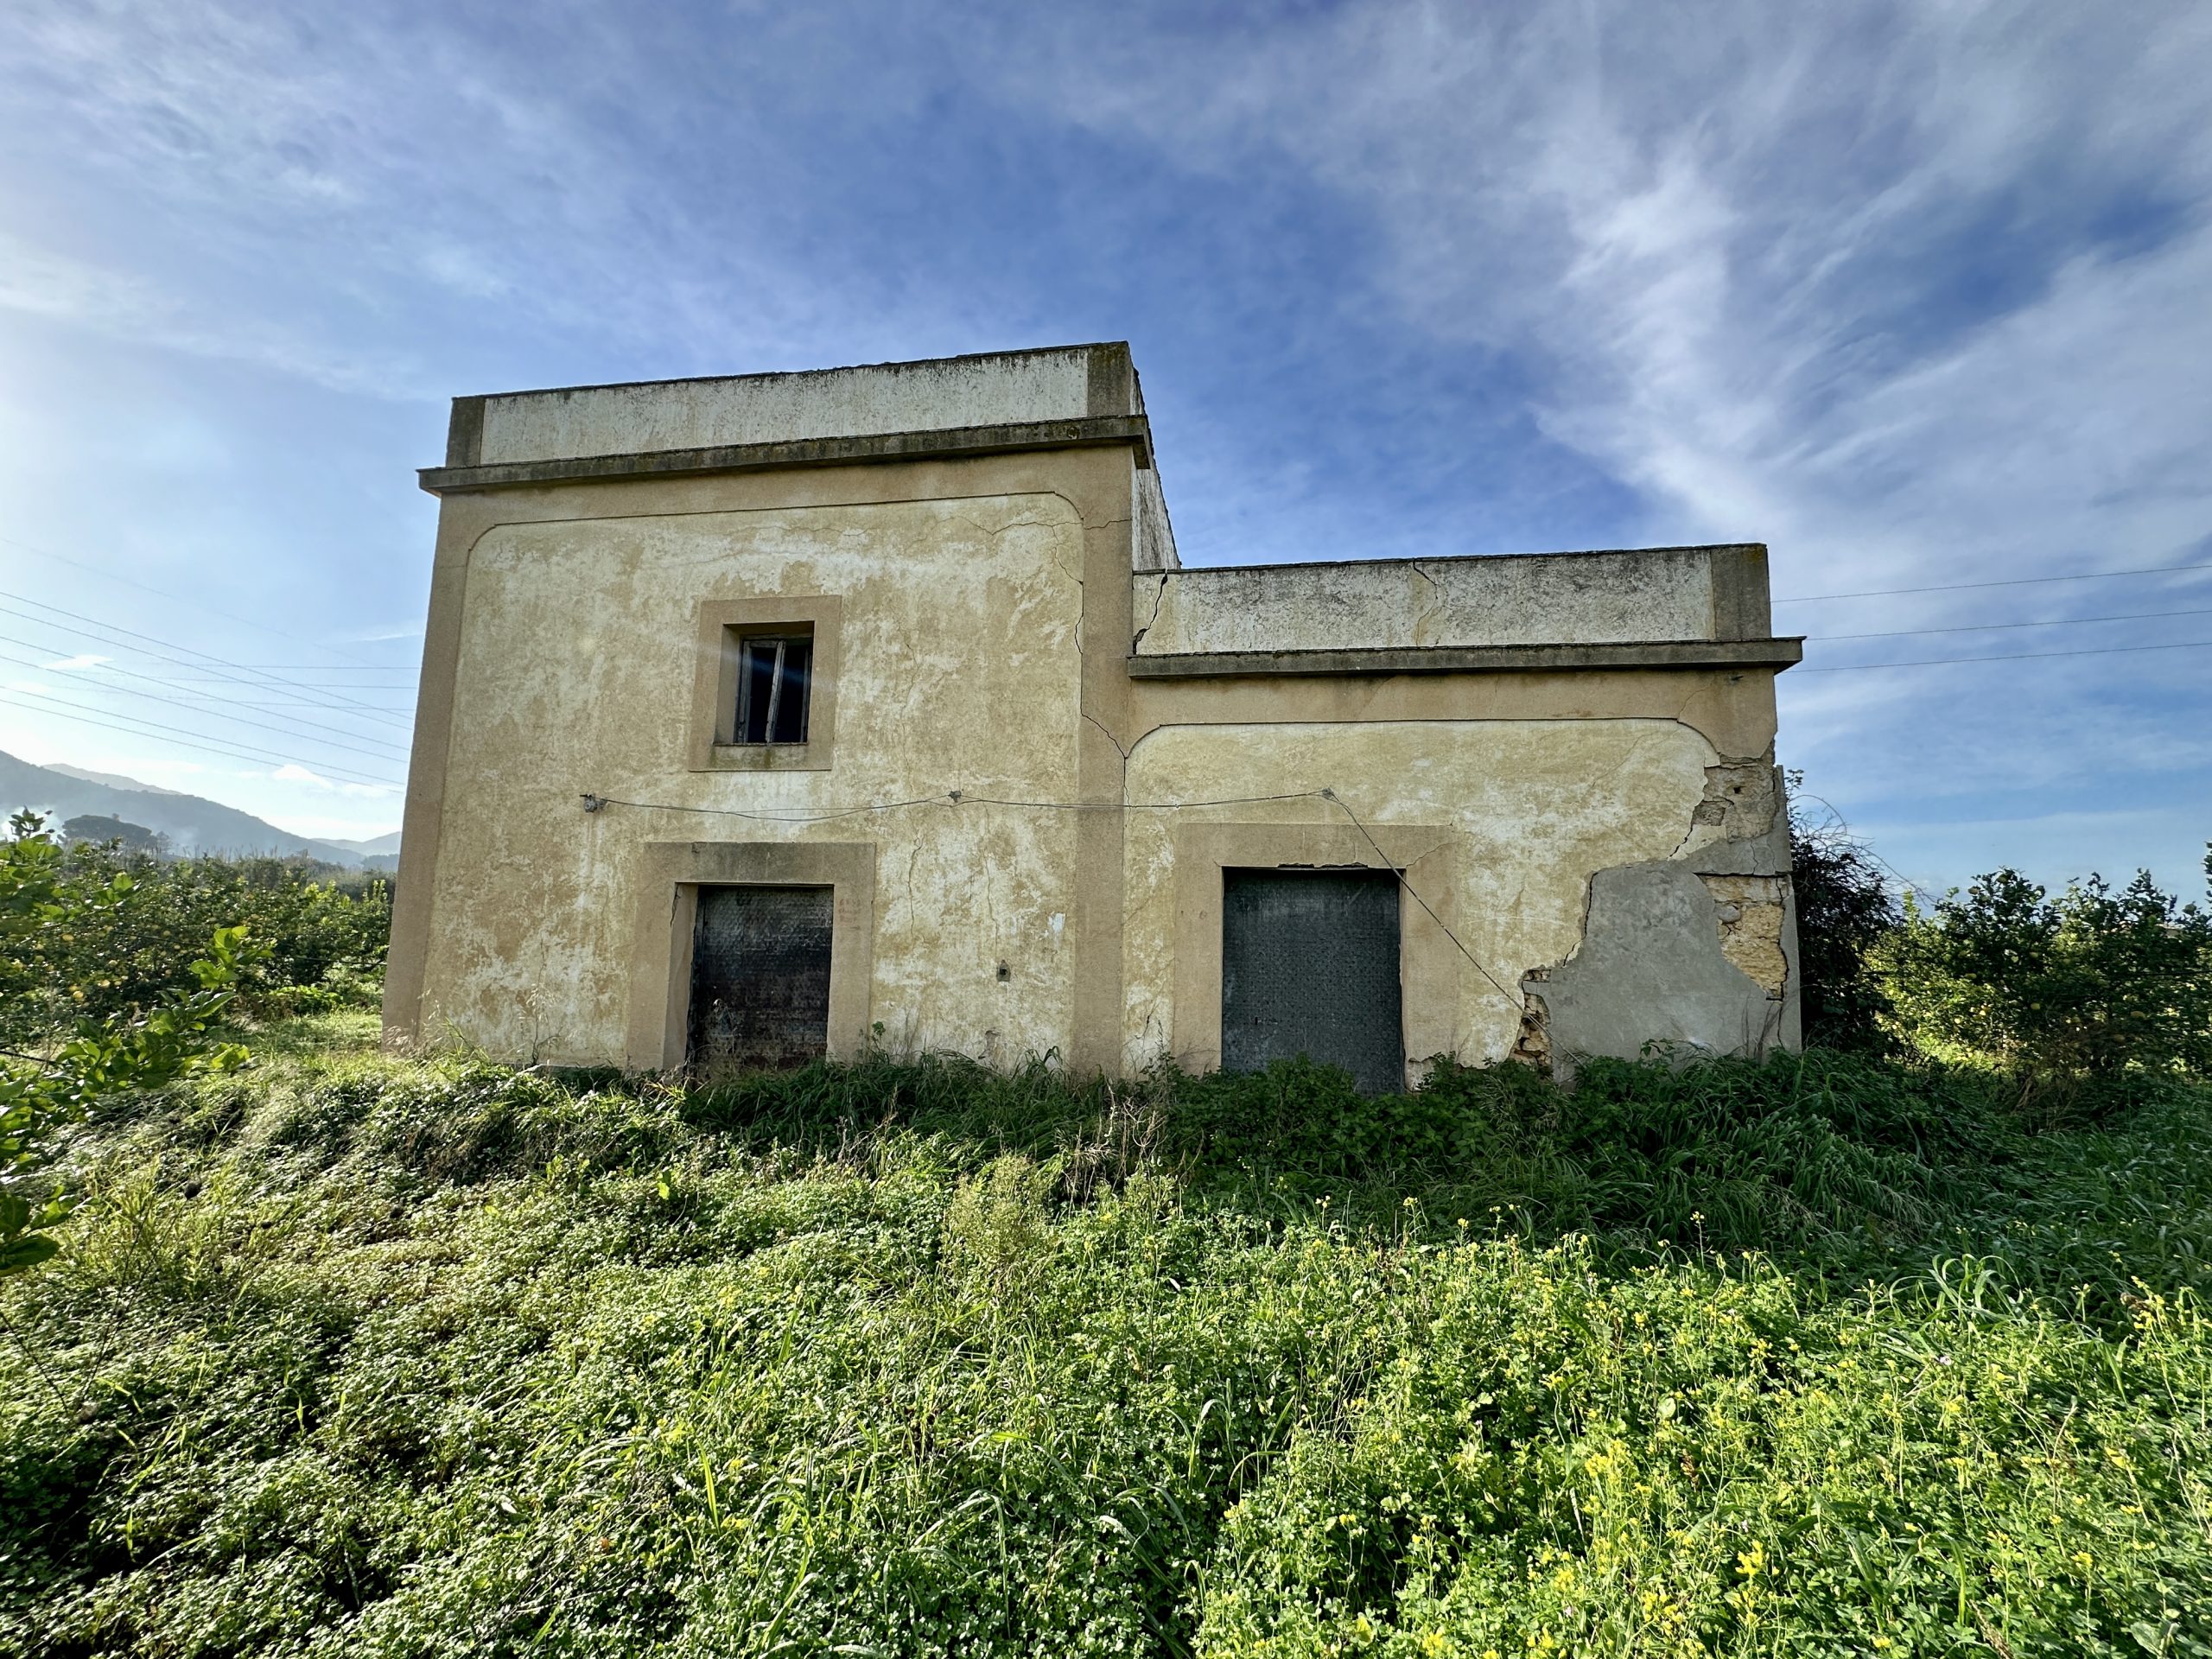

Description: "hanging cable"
0 594 411 727
577 783 1529 1013
1319 788 1522 1010
1795 638 2210 673
0 646 411 763
0 692 403 787
1775 557 2212 604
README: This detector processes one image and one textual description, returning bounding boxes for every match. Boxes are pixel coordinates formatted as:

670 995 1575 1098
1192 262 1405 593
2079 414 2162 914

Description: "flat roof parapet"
433 342 1143 474
1129 545 1800 672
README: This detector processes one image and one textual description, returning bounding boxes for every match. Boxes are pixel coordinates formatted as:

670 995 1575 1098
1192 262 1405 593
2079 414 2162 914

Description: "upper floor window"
689 596 841 773
736 631 813 744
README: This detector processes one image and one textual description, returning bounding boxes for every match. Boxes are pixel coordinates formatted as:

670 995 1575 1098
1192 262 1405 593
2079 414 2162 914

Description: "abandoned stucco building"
385 343 1803 1089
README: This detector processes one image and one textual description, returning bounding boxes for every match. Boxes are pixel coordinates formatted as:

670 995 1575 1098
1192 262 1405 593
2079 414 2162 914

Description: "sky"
0 0 2207 893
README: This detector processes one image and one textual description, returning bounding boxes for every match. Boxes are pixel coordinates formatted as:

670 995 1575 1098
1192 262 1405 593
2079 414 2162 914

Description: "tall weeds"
3 1022 2209 1656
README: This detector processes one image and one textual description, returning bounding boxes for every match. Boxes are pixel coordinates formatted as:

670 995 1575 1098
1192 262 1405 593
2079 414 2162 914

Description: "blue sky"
1 0 2207 893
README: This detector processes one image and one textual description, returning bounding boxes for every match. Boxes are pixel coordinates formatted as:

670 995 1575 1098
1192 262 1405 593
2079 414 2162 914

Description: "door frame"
1169 820 1459 1087
624 840 875 1071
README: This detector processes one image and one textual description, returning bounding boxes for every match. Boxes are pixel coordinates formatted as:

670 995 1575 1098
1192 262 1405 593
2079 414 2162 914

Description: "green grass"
3 1023 2210 1656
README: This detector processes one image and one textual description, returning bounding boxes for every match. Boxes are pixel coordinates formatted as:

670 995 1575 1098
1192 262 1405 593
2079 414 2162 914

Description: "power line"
0 598 417 728
0 629 413 748
0 647 411 763
0 592 412 728
162 666 420 675
0 683 404 785
0 531 405 672
1796 639 2210 673
1775 557 2212 605
0 596 415 728
1813 606 2212 642
0 692 403 787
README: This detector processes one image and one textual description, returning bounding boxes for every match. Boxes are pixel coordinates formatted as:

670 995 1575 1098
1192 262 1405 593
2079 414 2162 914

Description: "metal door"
1221 868 1404 1093
687 885 834 1071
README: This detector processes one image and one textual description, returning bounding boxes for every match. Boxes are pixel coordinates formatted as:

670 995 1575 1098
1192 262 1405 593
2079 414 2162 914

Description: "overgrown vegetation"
2 814 261 1276
1785 780 1901 1052
0 822 389 1047
4 807 2212 1653
1873 867 2212 1098
3 1030 2210 1656
1789 789 2211 1096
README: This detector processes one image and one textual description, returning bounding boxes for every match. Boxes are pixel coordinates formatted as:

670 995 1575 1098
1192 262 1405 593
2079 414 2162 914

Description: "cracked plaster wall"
418 494 1086 1065
1119 718 1731 1078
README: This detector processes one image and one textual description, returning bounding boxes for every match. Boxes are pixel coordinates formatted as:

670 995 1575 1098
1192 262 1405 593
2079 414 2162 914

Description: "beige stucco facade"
388 343 1803 1085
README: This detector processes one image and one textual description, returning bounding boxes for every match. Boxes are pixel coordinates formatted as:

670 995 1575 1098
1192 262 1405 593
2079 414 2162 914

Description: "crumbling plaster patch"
1526 861 1786 1086
1701 874 1789 995
1522 754 1798 1084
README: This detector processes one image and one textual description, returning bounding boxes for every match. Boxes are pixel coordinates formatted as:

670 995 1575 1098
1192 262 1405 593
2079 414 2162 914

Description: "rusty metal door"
687 885 834 1071
1221 868 1403 1093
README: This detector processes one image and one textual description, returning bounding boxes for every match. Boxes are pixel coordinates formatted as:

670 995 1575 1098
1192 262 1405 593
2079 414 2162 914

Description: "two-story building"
385 342 1803 1089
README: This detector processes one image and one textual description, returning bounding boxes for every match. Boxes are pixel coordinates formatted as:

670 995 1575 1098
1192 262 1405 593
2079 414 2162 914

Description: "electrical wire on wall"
578 785 1529 1009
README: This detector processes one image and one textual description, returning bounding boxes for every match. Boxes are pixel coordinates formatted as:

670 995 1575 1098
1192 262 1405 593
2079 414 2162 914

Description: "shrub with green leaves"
0 829 389 1042
1787 779 1900 1052
1872 863 2212 1090
2 812 263 1275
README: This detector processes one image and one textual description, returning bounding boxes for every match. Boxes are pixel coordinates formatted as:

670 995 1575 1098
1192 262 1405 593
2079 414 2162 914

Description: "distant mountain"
316 830 404 857
0 750 400 870
45 763 192 798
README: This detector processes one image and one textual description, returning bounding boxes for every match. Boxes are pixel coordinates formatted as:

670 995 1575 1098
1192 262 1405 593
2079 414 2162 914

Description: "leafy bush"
1787 780 1899 1051
0 830 389 1042
1872 864 2212 1094
2 813 263 1276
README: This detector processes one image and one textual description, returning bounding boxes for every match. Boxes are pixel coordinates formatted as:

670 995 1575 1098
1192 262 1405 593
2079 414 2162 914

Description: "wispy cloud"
990 2 2212 879
39 652 109 670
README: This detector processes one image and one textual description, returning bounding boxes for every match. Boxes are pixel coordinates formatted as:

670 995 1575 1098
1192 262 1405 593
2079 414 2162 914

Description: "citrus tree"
2 811 262 1275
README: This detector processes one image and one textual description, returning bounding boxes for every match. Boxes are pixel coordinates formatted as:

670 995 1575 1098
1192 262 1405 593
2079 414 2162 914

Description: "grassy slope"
3 1016 2210 1657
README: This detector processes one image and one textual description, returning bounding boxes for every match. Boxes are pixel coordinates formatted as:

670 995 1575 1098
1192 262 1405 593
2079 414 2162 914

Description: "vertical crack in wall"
1130 571 1168 652
1408 561 1446 647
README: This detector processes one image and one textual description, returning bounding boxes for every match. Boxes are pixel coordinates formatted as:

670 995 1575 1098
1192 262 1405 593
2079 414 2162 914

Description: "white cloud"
269 764 399 798
39 652 109 670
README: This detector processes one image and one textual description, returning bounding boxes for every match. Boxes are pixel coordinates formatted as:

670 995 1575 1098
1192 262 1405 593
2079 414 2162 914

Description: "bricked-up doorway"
687 885 834 1071
1220 868 1405 1094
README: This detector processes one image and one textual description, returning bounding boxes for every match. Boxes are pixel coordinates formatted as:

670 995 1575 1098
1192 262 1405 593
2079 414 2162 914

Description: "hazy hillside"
0 748 399 869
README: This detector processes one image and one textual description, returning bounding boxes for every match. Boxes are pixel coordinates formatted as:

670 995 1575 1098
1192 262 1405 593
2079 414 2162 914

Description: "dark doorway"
687 885 834 1071
1221 868 1404 1094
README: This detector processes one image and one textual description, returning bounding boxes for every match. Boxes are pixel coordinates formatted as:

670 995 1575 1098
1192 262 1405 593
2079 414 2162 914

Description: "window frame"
733 628 816 747
687 594 841 772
